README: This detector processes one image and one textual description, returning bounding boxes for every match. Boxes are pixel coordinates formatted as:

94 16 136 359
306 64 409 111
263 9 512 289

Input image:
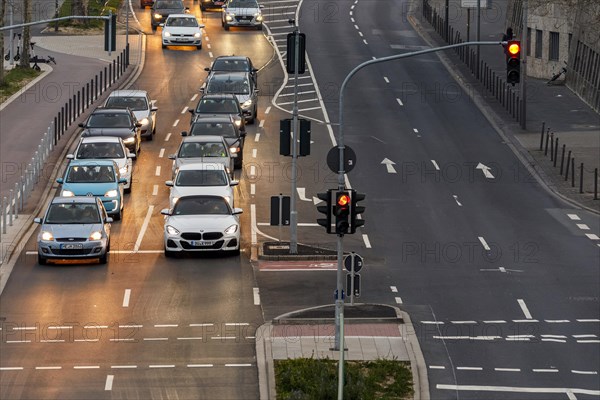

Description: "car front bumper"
164 233 239 252
38 239 108 260
225 16 262 27
162 38 202 47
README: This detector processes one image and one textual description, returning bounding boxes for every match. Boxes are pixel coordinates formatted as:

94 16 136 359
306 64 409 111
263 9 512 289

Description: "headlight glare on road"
61 190 74 197
166 225 180 235
89 231 102 241
255 13 263 21
41 231 54 241
105 189 118 198
224 224 238 234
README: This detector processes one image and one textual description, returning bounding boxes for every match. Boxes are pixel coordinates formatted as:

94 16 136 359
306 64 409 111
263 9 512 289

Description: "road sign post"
344 252 363 305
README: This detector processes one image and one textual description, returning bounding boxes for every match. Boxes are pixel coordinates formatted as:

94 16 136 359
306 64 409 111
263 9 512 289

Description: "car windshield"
206 77 250 95
105 96 148 111
87 113 132 128
212 59 249 72
178 142 227 158
196 99 240 114
66 165 116 183
155 0 183 8
76 143 125 159
228 0 258 7
190 122 237 137
176 170 227 187
173 197 230 215
166 17 197 27
45 203 101 224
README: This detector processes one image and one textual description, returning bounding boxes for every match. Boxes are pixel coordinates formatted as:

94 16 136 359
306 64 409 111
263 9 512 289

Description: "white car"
221 0 263 31
166 163 238 208
68 136 135 192
104 90 158 140
162 195 242 256
161 14 205 50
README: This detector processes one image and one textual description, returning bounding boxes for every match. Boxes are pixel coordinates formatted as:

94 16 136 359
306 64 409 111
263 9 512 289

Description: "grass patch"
0 67 42 104
275 358 413 400
58 0 122 29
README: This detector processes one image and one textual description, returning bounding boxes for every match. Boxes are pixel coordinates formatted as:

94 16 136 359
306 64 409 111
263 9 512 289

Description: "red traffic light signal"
506 40 521 85
335 191 350 234
337 193 350 207
507 41 520 56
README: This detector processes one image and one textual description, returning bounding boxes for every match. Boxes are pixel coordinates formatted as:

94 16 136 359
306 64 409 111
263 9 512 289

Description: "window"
527 28 532 56
535 29 543 58
549 32 559 61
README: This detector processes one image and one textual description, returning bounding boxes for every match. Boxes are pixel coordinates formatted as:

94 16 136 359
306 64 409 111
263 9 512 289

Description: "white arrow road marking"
518 299 533 319
453 195 463 206
476 163 495 179
381 158 397 174
134 206 154 252
297 188 311 202
313 196 322 205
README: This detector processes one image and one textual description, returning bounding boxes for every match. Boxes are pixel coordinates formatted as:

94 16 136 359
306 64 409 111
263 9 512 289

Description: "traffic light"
104 13 117 52
334 191 350 235
349 190 365 234
506 40 521 85
317 190 333 233
286 32 306 74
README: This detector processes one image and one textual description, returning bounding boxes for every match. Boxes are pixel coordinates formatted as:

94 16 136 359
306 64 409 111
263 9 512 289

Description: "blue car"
57 160 127 220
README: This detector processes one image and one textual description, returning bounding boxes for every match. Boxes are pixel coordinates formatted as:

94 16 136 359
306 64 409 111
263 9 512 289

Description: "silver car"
169 135 236 179
35 196 112 265
201 71 259 123
104 90 158 140
221 0 263 30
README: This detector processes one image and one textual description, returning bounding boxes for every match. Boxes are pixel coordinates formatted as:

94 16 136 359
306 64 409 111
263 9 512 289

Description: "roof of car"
214 56 249 62
167 13 195 18
79 136 124 144
92 107 133 114
107 90 148 97
181 135 228 143
191 114 236 123
52 196 98 204
198 93 238 100
209 71 249 81
68 159 118 166
177 162 227 171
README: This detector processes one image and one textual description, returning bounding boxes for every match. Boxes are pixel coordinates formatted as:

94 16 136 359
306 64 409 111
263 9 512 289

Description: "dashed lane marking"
122 289 131 307
437 384 600 396
429 365 445 369
111 365 137 369
155 166 161 176
0 367 23 370
567 214 581 220
431 160 440 170
152 185 158 196
250 184 255 195
363 39 368 45
35 366 62 370
74 366 100 369
457 367 483 371
384 77 389 83
188 364 213 368
144 338 168 341
390 286 398 293
576 224 590 230
517 299 533 319
253 288 260 305
181 106 188 114
396 98 403 106
495 368 521 372
255 133 261 142
252 149 257 158
172 119 179 127
208 52 213 58
154 324 178 328
105 375 114 391
190 94 198 102
395 297 403 304
159 148 165 158
478 236 491 251
149 365 175 368
532 369 559 373
164 133 171 141
362 234 371 248
585 233 599 240
264 106 271 114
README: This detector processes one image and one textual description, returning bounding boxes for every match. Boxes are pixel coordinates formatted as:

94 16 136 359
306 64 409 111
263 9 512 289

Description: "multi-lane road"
1 0 599 398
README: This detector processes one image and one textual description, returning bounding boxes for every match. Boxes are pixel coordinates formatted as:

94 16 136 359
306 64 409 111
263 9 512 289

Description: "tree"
1 0 5 85
18 0 30 68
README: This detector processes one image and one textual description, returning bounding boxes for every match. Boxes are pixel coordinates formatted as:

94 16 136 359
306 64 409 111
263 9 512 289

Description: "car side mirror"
259 4 264 7
254 89 260 94
127 152 135 158
106 217 113 223
165 180 174 187
181 131 188 137
56 178 64 184
168 154 176 160
240 131 247 137
204 67 211 72
230 180 239 187
119 178 128 184
159 23 164 27
66 154 74 159
199 24 205 28
34 217 42 224
233 208 243 215
188 109 194 114
78 123 85 128
252 68 258 72
199 87 205 92
151 106 158 112
161 209 171 216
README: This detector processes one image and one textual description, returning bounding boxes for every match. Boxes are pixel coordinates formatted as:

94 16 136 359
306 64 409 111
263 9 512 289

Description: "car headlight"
105 189 118 198
225 13 234 21
41 231 54 241
224 224 238 234
61 190 74 197
229 146 239 154
123 137 135 144
166 225 180 235
234 119 241 127
154 13 162 19
119 166 128 175
255 13 263 21
164 31 171 37
140 118 150 125
89 231 102 241
242 99 253 108
194 32 201 38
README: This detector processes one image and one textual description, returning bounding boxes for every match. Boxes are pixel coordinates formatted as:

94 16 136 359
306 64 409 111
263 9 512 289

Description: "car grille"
51 249 93 256
235 16 254 22
181 240 224 250
170 34 195 38
181 232 223 240
55 238 87 242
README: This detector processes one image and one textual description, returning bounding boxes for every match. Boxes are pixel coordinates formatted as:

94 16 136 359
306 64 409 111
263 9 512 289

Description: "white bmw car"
161 14 205 49
166 162 238 208
162 195 242 256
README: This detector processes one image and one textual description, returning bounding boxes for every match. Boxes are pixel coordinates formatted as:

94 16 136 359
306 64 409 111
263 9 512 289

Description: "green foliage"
58 0 122 29
0 67 42 103
275 358 413 400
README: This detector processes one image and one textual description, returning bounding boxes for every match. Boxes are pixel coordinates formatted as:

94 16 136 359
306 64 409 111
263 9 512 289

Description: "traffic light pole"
289 26 301 254
520 0 528 129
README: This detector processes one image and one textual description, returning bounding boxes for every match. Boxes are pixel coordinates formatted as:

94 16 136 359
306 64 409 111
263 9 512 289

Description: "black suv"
182 114 246 168
204 56 257 85
79 108 142 157
189 93 247 132
151 0 188 30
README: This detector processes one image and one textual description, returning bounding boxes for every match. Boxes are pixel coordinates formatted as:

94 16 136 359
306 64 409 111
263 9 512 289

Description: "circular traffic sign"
344 253 363 272
327 146 356 174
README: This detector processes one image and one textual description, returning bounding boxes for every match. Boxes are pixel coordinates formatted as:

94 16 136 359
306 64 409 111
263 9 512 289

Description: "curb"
0 63 53 112
256 323 276 400
397 308 430 400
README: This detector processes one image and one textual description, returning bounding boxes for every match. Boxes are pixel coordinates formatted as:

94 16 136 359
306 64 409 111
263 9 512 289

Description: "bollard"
2 197 7 234
549 132 554 159
595 168 598 200
68 98 72 124
553 138 559 167
86 82 90 108
49 122 54 152
544 131 550 156
571 158 575 187
54 116 58 145
565 150 571 180
18 179 23 211
579 163 584 194
77 91 81 116
72 95 76 121
95 75 98 99
539 122 545 150
8 190 14 226
14 182 20 215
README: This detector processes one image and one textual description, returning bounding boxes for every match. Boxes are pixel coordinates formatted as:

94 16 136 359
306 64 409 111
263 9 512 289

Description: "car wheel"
162 44 166 49
224 23 229 31
146 132 153 141
197 44 202 50
164 248 177 258
38 254 47 265
99 252 108 264
256 24 262 31
201 5 206 10
114 209 122 221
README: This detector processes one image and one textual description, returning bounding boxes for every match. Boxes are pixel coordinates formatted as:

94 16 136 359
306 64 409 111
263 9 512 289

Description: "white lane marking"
143 338 168 341
134 206 154 252
13 327 36 330
207 43 211 48
457 367 483 371
453 195 463 206
154 324 178 328
567 214 581 220
208 51 214 58
172 119 179 127
532 369 559 373
35 366 62 370
478 236 491 251
155 166 161 176
571 370 598 375
349 10 352 15
431 160 440 170
483 320 507 324
83 325 107 329
507 334 535 339
495 368 521 372
181 106 188 114
358 31 363 37
578 340 600 343
6 340 31 343
252 149 257 158
429 365 446 369
434 336 501 341
74 339 99 342
567 391 577 400
190 94 198 102
576 224 590 230
354 24 359 29
350 4 355 9
0 367 24 370
159 148 165 158
437 384 600 396
396 98 403 106
152 185 158 196
189 323 214 327
585 233 600 240
110 338 135 342
251 204 257 245
40 339 65 343
513 319 539 323
149 365 175 368
249 166 256 177
541 335 567 339
259 119 265 128
517 299 533 319
421 321 444 325
205 36 209 41
450 321 477 324
390 286 398 293
253 288 260 305
250 184 256 195
165 132 171 141
576 319 600 322
541 338 566 343
413 128 419 133
177 337 203 340
225 323 249 326
122 289 131 307
255 133 261 142
225 364 252 367
384 76 389 83
105 375 114 391
363 39 368 45
573 334 598 338
111 365 137 369
545 319 569 323
211 336 238 340
188 364 213 368
47 326 73 330
74 366 100 369
264 106 271 114
362 234 371 248
350 17 355 22
395 297 403 304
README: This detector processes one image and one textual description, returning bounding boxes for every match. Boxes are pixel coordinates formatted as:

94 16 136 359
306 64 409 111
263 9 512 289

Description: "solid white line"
457 367 483 371
362 234 371 248
155 166 161 176
571 370 598 375
576 224 590 230
384 76 389 83
74 366 100 369
149 365 175 368
119 324 143 329
390 286 398 293
450 321 477 324
143 338 168 341
172 119 179 127
134 206 154 252
122 289 131 307
265 106 271 114
152 185 158 196
545 319 569 323
35 366 62 370
165 132 171 141
255 133 261 142
181 106 188 114
495 368 521 372
395 297 403 304
188 364 213 368
109 250 163 254
576 319 600 322
0 367 23 370
225 364 252 367
250 184 256 195
478 236 491 251
111 365 137 369
154 324 178 328
252 149 257 158
483 320 507 324
517 299 533 319
429 365 446 369
190 94 198 102
396 98 403 106
532 369 559 373
259 119 265 128
105 375 114 391
573 334 598 338
431 160 440 170
253 287 260 305
437 384 600 396
190 323 214 327
177 337 203 340
159 148 165 158
567 214 581 220
585 233 599 240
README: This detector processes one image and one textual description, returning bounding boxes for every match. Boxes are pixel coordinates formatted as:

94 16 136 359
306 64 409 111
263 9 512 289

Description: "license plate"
175 38 188 42
190 240 214 247
61 243 83 250
214 1 223 4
